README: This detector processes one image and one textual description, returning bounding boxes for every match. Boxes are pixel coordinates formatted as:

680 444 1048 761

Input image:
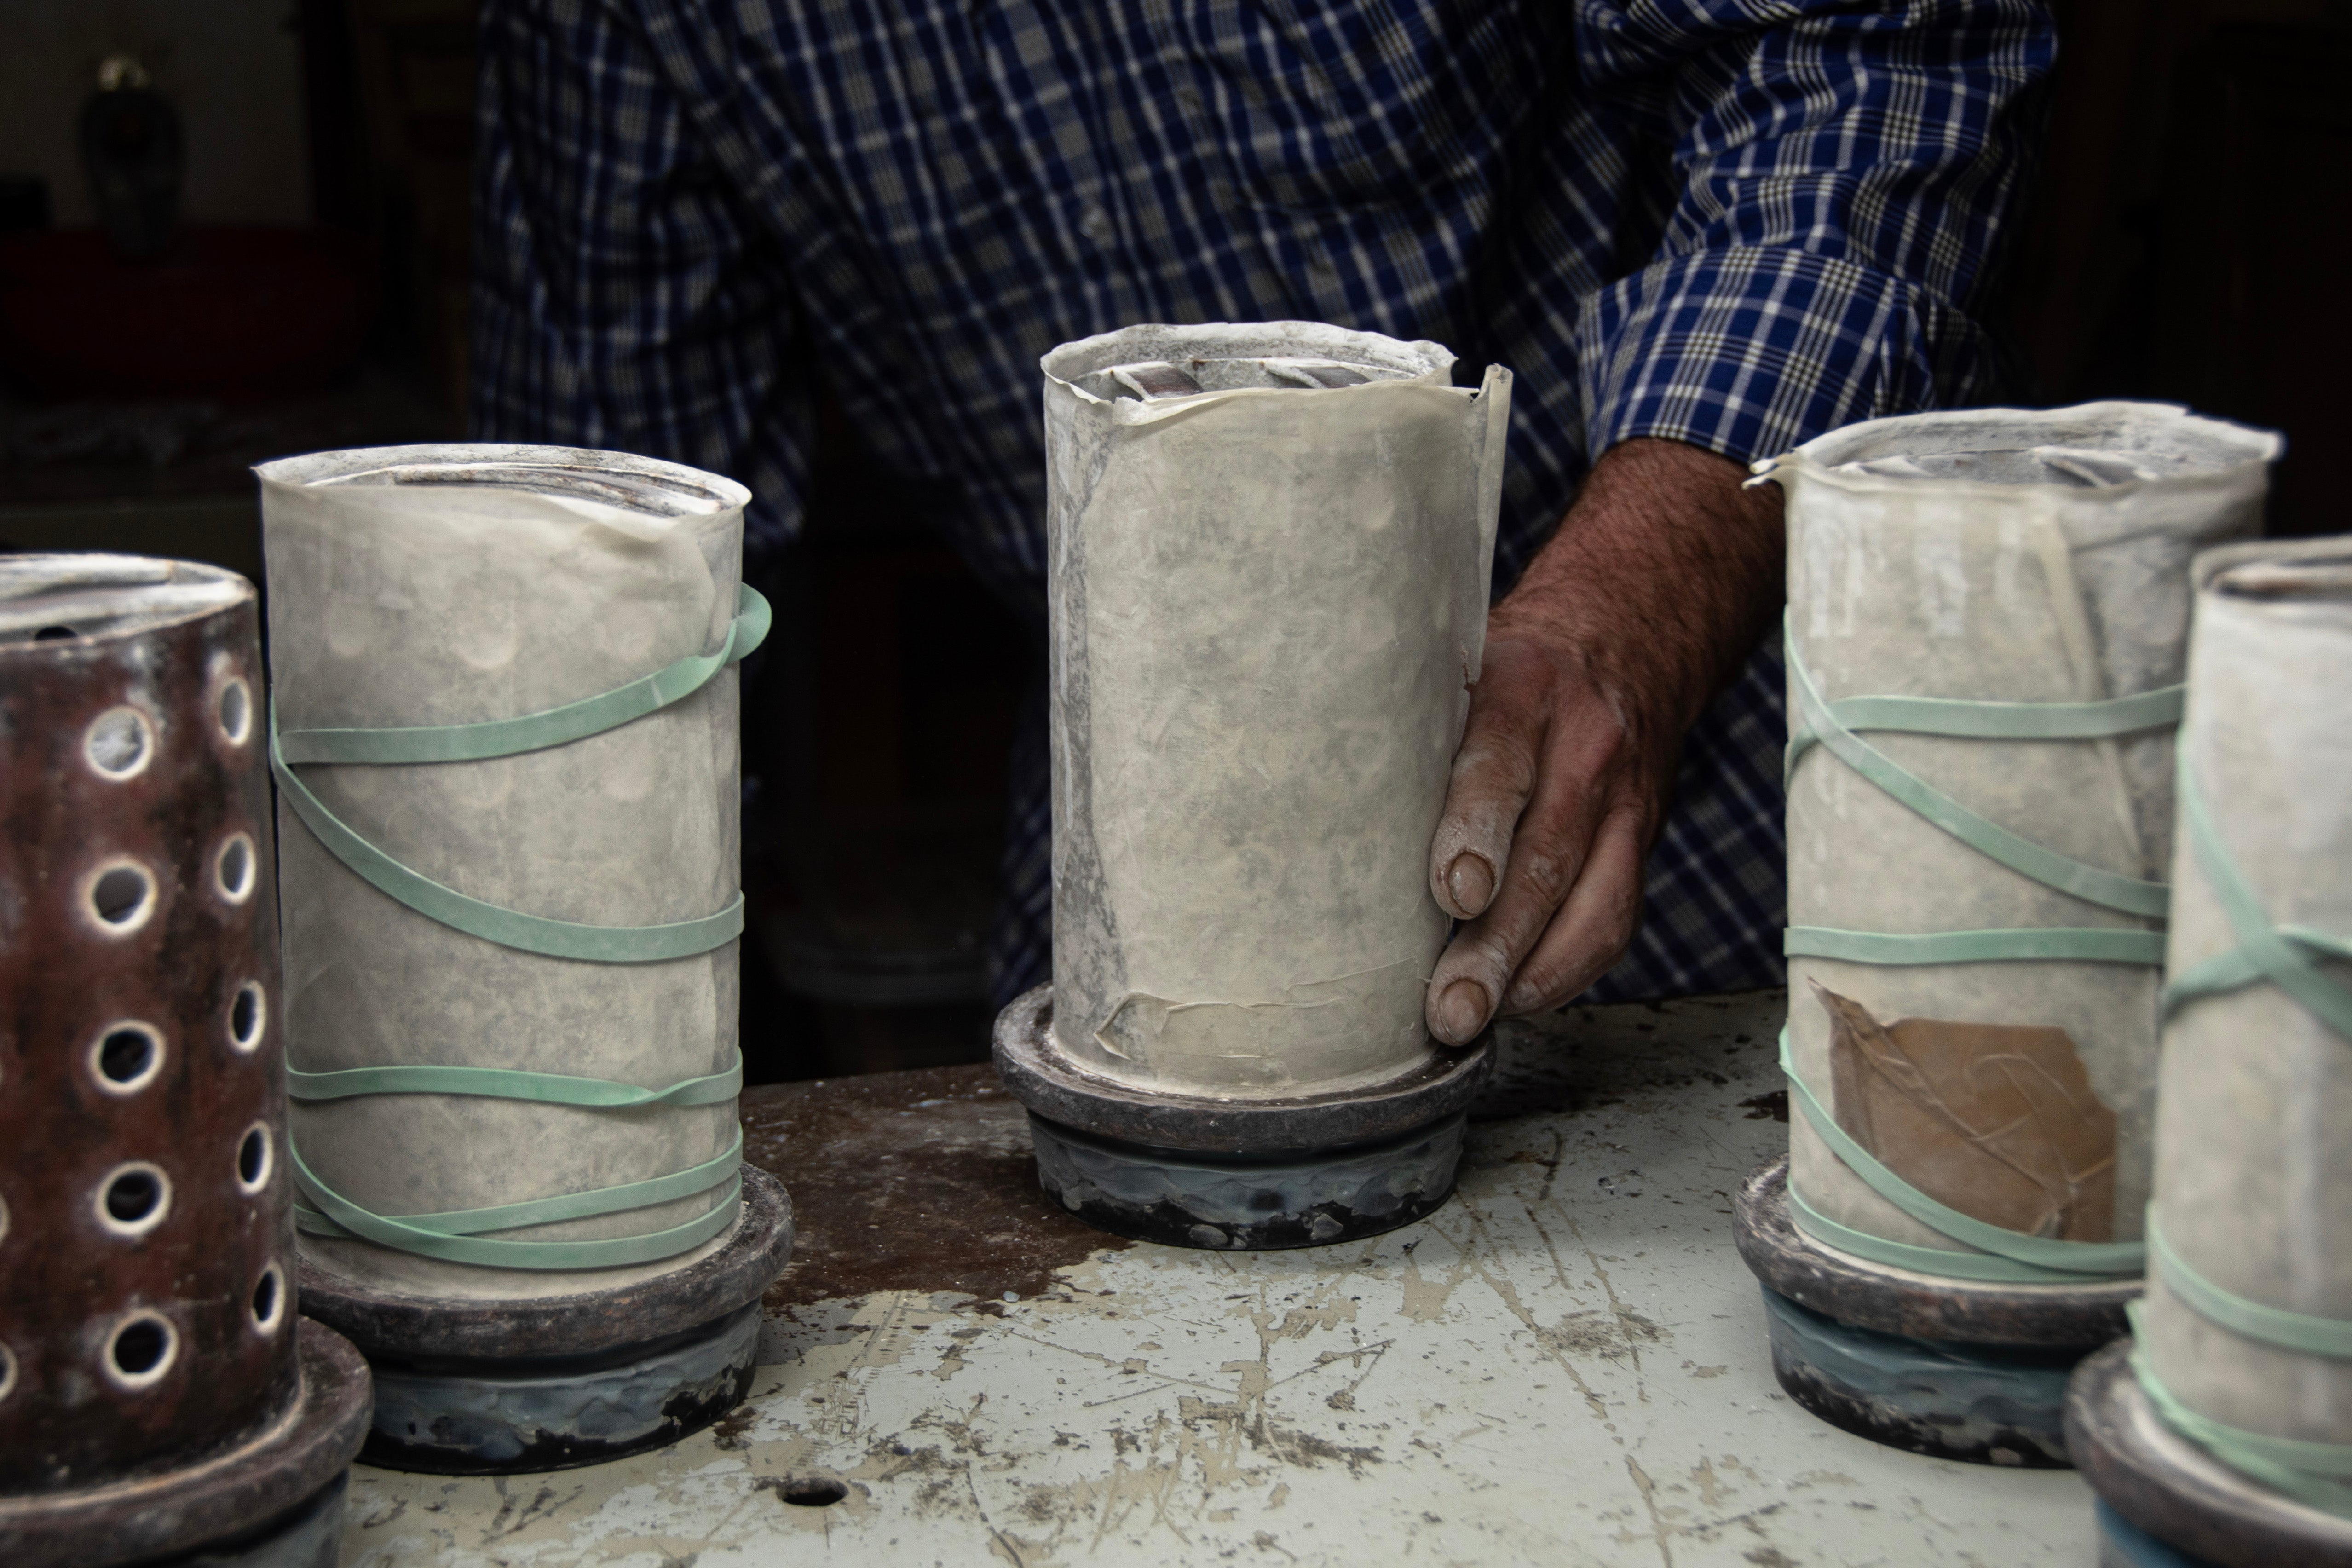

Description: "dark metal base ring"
298 1164 792 1475
1027 1110 1466 1251
0 1320 372 1568
169 1472 347 1568
2066 1338 2352 1568
1734 1154 2138 1345
992 984 1489 1251
992 983 1493 1156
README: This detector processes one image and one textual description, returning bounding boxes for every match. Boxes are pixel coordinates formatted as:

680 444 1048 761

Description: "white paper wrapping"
1765 404 2277 1265
2140 542 2352 1441
259 445 749 1301
1042 323 1510 1099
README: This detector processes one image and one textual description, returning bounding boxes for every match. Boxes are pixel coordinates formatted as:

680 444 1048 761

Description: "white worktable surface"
338 991 2095 1567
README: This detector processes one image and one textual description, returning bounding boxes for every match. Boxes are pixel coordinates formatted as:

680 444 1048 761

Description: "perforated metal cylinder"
0 555 294 1487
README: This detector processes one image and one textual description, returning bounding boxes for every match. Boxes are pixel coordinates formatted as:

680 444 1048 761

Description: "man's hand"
1424 438 1784 1045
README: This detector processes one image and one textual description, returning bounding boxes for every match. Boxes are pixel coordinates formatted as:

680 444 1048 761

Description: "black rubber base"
0 1320 372 1568
2066 1338 2352 1568
2097 1499 2221 1568
1734 1156 2139 1467
1026 1111 1466 1251
359 1301 763 1475
298 1164 791 1475
1761 1286 2084 1466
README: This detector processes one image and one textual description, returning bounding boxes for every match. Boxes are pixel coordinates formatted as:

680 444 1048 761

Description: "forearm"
1493 438 1783 738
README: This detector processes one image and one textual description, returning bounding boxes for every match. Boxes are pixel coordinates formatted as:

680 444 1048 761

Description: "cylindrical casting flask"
0 555 368 1568
258 445 755 1302
1042 323 1510 1099
1765 404 2278 1282
2134 541 2352 1511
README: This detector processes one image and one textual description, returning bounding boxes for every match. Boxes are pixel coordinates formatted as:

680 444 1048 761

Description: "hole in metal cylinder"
35 625 77 640
105 1169 161 1223
94 1161 171 1238
85 707 153 778
90 864 153 927
229 982 265 1050
95 1026 161 1089
216 834 254 902
250 1265 284 1331
217 677 252 743
107 1314 176 1385
237 1124 272 1191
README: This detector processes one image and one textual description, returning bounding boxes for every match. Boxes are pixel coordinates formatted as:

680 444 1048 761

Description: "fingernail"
1446 853 1496 916
1437 978 1490 1043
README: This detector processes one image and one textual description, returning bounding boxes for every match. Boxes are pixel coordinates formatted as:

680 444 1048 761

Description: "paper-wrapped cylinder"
0 557 296 1483
258 446 755 1301
1764 404 2278 1283
1041 323 1509 1099
2134 542 2352 1508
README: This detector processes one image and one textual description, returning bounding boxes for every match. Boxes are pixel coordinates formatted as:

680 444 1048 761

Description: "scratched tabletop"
338 991 2095 1567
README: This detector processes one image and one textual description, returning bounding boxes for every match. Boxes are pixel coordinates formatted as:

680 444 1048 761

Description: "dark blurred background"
2 0 2344 1083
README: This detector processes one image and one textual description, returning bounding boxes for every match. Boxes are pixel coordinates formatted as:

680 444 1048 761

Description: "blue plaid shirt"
473 0 2055 1008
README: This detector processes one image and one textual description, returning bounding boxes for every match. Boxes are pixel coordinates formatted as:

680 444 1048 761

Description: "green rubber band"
2128 1307 2352 1517
1786 925 2167 967
289 1131 744 1270
2162 759 2352 1037
271 734 745 961
1786 618 2172 919
270 583 763 963
276 585 770 765
1784 1178 2104 1284
1781 1026 2146 1278
2150 1208 2352 1359
288 1050 743 1108
1787 683 2184 774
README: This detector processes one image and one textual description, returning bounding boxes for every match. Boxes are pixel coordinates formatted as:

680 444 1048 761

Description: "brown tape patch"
1813 981 2115 1242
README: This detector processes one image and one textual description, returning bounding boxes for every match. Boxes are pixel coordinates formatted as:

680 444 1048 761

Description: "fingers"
1424 733 1620 1045
1428 648 1546 921
1497 807 1648 1015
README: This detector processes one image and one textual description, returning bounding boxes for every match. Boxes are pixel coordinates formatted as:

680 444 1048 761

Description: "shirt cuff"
1574 245 2005 468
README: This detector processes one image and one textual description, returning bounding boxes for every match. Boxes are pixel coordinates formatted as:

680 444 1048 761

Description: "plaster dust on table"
338 993 2095 1567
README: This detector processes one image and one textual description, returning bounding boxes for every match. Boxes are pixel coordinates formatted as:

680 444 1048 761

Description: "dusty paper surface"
1770 404 2277 1264
259 445 747 1301
2141 545 2352 1441
1043 323 1510 1098
1816 983 2115 1242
